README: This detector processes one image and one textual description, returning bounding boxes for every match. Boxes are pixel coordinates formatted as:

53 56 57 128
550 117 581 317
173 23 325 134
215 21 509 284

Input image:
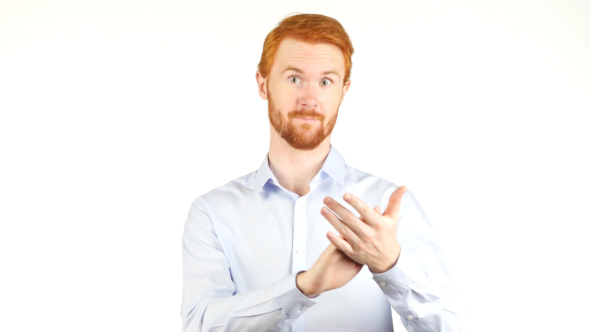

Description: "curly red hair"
257 13 354 84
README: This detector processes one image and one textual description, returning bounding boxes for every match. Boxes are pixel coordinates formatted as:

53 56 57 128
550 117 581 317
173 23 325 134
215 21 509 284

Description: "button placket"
292 196 308 274
291 196 308 332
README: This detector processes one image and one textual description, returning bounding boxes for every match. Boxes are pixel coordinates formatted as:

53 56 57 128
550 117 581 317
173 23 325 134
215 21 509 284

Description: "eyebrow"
281 66 341 80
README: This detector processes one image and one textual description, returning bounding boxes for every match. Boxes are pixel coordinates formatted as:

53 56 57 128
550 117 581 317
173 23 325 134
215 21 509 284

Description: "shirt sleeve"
181 198 317 332
372 191 470 332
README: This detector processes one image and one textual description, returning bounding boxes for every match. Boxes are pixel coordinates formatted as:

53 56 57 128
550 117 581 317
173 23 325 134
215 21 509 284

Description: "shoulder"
343 164 420 211
190 169 257 210
344 164 401 193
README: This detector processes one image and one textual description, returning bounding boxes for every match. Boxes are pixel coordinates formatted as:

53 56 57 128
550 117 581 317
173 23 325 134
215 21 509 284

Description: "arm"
373 190 468 331
181 198 315 332
321 188 469 332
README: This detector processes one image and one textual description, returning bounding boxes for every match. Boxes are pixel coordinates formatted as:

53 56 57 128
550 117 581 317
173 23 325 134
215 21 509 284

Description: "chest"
211 182 383 293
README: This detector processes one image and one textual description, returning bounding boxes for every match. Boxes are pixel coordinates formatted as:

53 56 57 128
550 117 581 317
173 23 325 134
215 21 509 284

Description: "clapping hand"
296 186 408 297
321 186 408 273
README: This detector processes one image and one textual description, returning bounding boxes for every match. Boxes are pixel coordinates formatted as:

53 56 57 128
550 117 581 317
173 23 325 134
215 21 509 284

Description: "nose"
298 83 319 111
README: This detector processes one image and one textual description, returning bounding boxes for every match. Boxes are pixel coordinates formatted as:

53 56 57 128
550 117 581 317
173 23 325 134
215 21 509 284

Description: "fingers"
374 205 381 215
327 231 354 256
342 193 380 226
321 206 362 245
382 186 408 219
323 197 368 238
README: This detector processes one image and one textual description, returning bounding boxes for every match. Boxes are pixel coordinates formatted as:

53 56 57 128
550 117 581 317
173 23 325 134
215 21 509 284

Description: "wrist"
369 246 401 274
369 262 394 274
296 271 321 298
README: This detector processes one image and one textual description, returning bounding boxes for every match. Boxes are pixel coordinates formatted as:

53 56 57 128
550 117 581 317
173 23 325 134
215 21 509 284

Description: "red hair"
257 13 354 84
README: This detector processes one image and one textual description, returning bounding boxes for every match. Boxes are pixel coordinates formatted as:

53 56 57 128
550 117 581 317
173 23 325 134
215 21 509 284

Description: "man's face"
261 38 350 150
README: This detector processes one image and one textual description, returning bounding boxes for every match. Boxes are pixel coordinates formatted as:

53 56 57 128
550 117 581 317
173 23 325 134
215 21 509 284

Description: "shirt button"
379 281 387 287
406 315 415 321
295 249 303 255
300 306 308 311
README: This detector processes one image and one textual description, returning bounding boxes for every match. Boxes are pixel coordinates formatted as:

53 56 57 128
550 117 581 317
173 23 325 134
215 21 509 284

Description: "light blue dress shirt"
181 144 468 332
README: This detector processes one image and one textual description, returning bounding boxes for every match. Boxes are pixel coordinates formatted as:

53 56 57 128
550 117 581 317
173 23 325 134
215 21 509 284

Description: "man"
181 13 468 332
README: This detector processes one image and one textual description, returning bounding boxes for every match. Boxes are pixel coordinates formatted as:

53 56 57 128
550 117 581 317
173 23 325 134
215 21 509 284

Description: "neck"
268 127 331 197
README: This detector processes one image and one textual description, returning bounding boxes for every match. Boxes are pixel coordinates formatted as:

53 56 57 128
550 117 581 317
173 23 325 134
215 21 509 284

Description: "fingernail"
344 193 351 201
325 197 331 204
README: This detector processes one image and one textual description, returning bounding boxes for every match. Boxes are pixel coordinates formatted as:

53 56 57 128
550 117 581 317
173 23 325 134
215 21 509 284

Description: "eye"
321 79 331 86
290 77 300 83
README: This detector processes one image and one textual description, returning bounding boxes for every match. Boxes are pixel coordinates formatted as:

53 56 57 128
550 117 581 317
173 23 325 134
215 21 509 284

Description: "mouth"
294 117 320 123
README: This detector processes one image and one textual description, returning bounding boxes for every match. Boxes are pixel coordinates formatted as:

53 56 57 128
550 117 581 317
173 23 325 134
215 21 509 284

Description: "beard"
267 88 339 151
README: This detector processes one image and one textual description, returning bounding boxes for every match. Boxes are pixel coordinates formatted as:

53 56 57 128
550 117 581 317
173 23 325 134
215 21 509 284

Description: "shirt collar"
253 143 346 198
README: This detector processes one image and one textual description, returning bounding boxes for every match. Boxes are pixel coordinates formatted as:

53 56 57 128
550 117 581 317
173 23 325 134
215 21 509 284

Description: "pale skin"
256 38 348 197
256 38 407 298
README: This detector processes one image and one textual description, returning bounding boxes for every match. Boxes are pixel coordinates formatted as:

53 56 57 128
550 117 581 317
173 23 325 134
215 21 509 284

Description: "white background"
1 1 589 331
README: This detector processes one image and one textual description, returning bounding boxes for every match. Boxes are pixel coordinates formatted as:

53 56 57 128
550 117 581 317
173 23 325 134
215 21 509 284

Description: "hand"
296 239 363 298
321 186 408 273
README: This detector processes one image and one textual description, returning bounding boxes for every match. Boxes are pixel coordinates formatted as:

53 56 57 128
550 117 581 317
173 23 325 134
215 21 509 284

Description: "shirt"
181 144 468 332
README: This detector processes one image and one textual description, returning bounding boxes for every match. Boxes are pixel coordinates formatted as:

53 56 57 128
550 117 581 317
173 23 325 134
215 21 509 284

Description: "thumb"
382 186 408 218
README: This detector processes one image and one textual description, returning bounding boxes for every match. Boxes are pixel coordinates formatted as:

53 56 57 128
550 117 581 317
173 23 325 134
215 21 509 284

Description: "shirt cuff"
273 271 317 319
372 246 425 294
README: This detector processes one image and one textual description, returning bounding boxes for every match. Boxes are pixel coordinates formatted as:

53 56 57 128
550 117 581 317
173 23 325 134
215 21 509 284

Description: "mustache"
288 110 324 121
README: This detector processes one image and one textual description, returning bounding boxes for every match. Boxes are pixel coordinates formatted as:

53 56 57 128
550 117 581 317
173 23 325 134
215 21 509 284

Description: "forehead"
272 38 345 74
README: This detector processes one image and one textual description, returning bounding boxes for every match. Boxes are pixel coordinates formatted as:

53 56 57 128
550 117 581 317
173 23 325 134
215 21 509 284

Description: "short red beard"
267 88 339 150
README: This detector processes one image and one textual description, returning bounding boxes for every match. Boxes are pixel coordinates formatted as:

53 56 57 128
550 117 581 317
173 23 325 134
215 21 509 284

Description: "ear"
339 79 351 106
256 71 268 100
